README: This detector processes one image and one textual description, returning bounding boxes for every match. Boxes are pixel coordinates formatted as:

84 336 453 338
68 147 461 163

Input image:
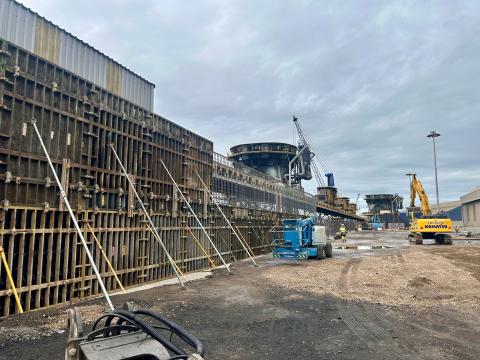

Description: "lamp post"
406 173 415 225
427 130 441 213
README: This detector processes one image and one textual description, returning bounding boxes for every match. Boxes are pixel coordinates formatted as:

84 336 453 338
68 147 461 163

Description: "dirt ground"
1 231 480 359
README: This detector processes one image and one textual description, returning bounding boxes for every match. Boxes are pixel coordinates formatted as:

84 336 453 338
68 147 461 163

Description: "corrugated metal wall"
0 0 155 111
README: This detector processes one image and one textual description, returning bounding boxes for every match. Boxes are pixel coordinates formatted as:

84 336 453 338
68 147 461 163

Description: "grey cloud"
20 0 479 211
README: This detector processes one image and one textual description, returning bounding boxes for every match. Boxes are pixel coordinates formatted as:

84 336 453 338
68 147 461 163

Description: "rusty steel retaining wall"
0 37 315 317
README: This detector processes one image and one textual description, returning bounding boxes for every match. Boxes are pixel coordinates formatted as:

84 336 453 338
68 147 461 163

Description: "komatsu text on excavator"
407 174 453 245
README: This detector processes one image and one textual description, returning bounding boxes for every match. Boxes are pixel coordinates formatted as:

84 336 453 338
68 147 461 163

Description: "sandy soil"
264 247 480 310
1 231 480 360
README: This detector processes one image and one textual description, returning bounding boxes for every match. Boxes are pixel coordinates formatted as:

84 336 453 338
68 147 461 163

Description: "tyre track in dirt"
407 317 480 355
336 256 427 360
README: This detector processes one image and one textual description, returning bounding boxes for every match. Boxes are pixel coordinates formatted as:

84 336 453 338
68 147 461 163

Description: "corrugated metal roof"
461 185 480 204
0 0 155 111
433 200 462 212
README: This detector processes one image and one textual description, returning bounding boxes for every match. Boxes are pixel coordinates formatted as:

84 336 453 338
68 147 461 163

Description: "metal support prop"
160 160 231 272
251 226 270 251
109 144 186 287
219 236 238 263
86 224 126 293
31 119 114 311
258 227 272 250
194 171 259 267
0 246 23 313
144 224 186 279
232 223 256 258
186 227 216 268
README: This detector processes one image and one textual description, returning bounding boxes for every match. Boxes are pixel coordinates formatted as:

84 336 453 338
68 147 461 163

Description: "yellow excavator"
408 174 453 245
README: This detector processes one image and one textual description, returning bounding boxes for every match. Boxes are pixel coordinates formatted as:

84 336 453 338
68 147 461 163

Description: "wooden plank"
15 210 26 310
35 211 46 309
52 211 62 304
4 209 16 315
0 210 7 317
61 215 70 303
24 209 36 311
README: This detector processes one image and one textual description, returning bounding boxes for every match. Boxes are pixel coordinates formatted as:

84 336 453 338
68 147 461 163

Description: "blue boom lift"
273 218 333 259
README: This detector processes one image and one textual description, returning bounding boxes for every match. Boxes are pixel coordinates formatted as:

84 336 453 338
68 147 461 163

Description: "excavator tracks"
408 232 424 245
408 232 453 245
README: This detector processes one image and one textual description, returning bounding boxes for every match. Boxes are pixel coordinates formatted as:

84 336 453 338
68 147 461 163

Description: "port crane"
407 174 453 245
292 116 333 188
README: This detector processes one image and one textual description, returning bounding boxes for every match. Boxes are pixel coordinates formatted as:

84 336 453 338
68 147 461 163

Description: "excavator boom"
410 174 431 216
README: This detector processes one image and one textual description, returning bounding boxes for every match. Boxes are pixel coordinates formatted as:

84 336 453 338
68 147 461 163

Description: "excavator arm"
410 174 431 216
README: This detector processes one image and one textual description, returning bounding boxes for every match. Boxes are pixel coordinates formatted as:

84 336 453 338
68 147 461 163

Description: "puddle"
335 245 390 250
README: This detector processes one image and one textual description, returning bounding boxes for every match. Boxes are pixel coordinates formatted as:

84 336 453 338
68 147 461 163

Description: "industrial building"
0 0 360 317
364 194 404 229
461 185 480 232
432 200 463 229
427 187 480 232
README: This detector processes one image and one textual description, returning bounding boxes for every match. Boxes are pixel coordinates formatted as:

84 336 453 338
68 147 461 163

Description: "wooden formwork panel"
0 38 294 317
0 38 212 215
0 206 279 317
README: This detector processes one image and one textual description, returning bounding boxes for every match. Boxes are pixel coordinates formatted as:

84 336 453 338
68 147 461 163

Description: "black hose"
113 309 187 356
87 309 204 358
86 325 138 341
92 313 134 332
133 309 205 356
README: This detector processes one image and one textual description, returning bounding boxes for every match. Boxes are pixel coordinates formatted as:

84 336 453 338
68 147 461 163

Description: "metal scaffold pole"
31 119 115 311
194 170 259 267
110 144 186 287
160 161 231 272
86 223 126 293
251 226 270 251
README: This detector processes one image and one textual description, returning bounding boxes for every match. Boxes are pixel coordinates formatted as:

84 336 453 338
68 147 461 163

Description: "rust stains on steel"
34 17 61 63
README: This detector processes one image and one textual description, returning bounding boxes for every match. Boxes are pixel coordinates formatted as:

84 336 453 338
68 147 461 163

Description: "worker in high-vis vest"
339 224 347 242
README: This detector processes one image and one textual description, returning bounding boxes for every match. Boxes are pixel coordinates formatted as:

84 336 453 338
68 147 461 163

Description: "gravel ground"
264 247 480 309
0 231 479 360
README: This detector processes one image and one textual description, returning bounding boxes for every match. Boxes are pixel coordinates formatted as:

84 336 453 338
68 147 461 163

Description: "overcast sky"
21 0 479 211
